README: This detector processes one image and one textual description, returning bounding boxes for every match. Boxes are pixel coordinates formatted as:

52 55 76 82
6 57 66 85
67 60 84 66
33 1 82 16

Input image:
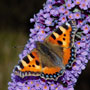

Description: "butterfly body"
14 21 77 81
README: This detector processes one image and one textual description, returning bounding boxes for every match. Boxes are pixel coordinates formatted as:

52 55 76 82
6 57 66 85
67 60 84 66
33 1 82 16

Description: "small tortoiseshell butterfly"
14 21 77 81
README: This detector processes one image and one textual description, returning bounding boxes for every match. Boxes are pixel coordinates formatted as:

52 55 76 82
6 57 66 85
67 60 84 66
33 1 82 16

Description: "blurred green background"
0 0 90 90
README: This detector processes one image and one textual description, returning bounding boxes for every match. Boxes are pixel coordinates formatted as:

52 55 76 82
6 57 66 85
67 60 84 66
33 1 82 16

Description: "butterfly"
14 20 77 81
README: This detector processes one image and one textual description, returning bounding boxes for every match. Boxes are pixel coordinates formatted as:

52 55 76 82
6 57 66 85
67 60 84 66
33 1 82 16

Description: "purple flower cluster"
8 0 90 90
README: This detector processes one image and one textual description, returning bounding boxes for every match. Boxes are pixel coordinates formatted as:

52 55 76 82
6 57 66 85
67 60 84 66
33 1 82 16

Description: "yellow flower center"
51 84 54 86
76 13 80 17
30 81 33 84
85 27 88 30
85 0 87 2
77 42 80 45
49 5 52 8
37 26 40 29
62 17 65 20
65 11 68 14
48 21 51 24
62 8 64 11
80 21 82 24
44 85 47 89
76 1 80 4
82 3 85 7
69 15 72 18
55 87 58 90
27 87 30 89
41 30 45 33
68 4 71 7
36 84 39 87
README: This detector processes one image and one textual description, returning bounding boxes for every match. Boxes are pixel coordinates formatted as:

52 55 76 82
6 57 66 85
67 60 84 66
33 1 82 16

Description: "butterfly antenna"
13 45 25 49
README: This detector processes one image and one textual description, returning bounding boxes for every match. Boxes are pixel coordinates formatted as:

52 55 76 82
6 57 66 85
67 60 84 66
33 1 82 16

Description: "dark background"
0 0 90 90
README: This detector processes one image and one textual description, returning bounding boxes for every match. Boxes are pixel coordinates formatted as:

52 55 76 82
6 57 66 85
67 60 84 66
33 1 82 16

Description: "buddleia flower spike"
8 0 90 90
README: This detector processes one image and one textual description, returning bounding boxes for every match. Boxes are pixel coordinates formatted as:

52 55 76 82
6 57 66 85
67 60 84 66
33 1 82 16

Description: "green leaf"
73 8 81 12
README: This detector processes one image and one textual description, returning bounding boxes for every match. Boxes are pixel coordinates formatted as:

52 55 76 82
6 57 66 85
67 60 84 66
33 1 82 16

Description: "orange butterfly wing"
14 49 42 77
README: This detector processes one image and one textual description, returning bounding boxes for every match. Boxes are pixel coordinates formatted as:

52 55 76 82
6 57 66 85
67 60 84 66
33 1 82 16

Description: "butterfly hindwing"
14 49 42 77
